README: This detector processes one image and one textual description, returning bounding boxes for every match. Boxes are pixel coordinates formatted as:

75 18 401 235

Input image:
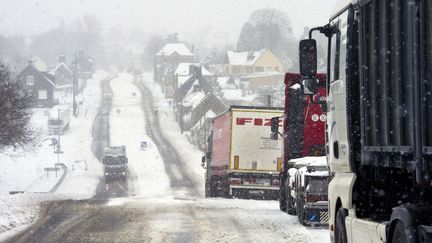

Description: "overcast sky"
0 0 338 47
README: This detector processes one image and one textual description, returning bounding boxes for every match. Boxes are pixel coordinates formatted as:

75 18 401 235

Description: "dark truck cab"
294 163 330 226
102 146 128 182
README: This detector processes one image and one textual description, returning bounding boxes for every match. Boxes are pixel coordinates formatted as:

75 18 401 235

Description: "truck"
202 106 283 199
48 105 71 135
299 0 432 242
270 73 327 213
102 146 128 182
291 157 330 226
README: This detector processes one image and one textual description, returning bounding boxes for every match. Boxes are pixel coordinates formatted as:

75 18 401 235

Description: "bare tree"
0 63 35 148
237 8 297 71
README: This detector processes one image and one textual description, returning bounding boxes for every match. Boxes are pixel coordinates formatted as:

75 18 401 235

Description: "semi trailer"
202 106 283 199
300 0 432 242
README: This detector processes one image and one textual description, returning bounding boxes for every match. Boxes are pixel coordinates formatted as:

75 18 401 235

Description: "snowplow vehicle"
102 146 128 182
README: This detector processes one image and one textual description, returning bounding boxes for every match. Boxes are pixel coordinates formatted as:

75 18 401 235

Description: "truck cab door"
327 11 351 173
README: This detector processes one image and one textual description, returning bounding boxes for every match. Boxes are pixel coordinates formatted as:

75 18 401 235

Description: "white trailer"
48 105 71 135
205 106 283 199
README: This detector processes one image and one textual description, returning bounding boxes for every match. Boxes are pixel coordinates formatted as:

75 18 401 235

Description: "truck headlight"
122 172 126 175
105 172 109 176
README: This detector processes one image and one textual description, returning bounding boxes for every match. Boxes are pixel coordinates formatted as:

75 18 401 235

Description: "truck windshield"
307 177 329 194
103 156 126 165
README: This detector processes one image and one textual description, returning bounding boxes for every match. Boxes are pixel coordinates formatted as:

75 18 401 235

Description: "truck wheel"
335 208 348 243
287 195 296 215
205 180 213 197
391 221 409 243
279 198 287 212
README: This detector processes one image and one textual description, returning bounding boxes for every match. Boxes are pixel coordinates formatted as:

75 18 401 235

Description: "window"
26 75 34 86
231 66 242 74
245 66 253 73
38 90 47 99
329 11 348 83
27 90 33 96
254 66 264 72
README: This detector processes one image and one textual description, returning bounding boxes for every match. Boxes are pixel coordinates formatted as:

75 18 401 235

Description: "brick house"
17 60 56 107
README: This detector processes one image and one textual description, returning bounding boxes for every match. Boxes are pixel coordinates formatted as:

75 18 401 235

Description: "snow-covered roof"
183 88 206 109
178 75 192 87
222 89 243 101
175 63 213 76
298 165 329 177
32 56 48 72
156 43 194 56
41 72 55 87
227 49 266 65
53 62 73 74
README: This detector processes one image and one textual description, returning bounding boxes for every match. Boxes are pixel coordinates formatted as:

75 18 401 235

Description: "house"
175 63 213 87
72 51 94 80
176 66 225 132
17 59 56 107
224 49 283 75
153 43 194 98
52 55 75 104
224 49 284 90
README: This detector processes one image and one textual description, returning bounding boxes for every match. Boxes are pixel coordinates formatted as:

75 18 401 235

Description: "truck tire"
279 175 287 212
391 221 410 243
205 179 214 197
287 194 296 215
335 208 348 243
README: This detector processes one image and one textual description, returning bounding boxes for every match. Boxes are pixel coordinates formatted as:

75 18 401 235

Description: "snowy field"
0 70 108 240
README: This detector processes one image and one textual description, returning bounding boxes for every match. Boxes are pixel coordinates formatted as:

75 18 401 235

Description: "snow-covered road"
6 72 330 243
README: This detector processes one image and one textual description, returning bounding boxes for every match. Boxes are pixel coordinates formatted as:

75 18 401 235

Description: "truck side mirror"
302 77 319 95
299 39 317 77
270 117 280 140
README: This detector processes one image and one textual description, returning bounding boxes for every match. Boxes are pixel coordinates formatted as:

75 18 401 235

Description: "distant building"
53 55 73 89
17 59 56 107
224 49 284 90
72 51 94 80
153 43 194 98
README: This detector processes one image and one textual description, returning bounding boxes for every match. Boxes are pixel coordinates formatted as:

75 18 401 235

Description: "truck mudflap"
304 202 329 226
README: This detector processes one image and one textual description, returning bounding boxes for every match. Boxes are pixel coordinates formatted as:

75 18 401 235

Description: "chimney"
192 65 202 78
58 55 66 63
193 84 199 92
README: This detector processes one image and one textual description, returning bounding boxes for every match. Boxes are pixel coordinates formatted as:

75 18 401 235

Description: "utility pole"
72 53 78 116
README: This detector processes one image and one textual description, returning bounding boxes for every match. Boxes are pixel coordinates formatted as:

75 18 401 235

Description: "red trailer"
274 73 327 213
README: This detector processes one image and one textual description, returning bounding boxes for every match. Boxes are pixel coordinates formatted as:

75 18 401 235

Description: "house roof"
32 56 48 72
175 63 212 76
226 49 266 65
177 75 212 102
156 43 194 56
222 89 243 100
53 62 73 74
41 72 55 87
183 89 206 109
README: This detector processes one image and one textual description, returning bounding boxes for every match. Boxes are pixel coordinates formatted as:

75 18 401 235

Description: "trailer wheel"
205 179 214 197
287 195 296 215
391 221 409 243
335 208 348 243
279 175 287 212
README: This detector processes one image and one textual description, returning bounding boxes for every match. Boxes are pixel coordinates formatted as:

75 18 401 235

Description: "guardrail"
49 163 68 193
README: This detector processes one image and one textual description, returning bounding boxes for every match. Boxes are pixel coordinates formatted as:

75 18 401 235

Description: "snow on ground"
0 70 108 240
109 73 170 198
141 72 205 195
